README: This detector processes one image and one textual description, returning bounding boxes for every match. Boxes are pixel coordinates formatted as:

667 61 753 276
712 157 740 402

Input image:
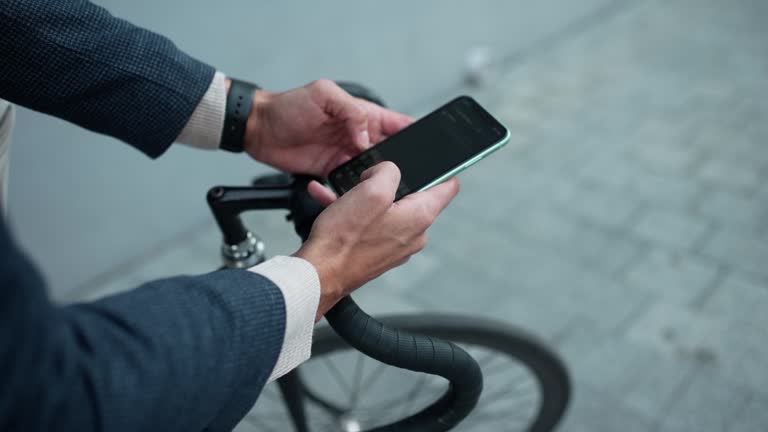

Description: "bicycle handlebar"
326 297 482 431
209 174 483 431
289 175 483 431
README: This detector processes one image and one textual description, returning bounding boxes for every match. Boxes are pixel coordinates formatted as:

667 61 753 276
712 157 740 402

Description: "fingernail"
360 167 372 180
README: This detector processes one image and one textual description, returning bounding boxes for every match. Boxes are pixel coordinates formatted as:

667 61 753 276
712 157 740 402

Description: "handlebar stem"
207 184 293 245
220 231 266 268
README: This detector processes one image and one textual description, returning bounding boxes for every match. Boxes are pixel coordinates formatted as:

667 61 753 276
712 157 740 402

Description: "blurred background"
7 0 768 430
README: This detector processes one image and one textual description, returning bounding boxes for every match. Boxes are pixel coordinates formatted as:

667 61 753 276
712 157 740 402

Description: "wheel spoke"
349 394 410 414
472 349 501 369
465 410 531 431
348 353 366 408
320 419 339 432
399 373 428 418
482 357 516 376
359 360 388 391
258 385 280 403
481 377 538 406
342 378 444 428
482 394 539 416
485 368 535 392
243 415 282 432
276 321 569 432
306 404 338 430
470 405 537 424
321 356 352 395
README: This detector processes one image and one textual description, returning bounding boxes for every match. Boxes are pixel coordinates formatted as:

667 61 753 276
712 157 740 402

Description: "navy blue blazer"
0 1 288 431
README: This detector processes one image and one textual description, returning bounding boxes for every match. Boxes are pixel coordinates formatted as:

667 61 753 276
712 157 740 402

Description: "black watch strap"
220 79 260 153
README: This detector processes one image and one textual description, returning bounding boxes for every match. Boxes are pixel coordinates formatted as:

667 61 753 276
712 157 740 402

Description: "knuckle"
351 101 366 115
355 106 368 122
413 234 428 252
378 160 399 174
365 185 392 206
415 204 435 228
310 79 336 92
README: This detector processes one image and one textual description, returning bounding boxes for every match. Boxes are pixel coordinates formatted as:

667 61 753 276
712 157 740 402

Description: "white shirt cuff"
248 256 321 382
175 71 227 149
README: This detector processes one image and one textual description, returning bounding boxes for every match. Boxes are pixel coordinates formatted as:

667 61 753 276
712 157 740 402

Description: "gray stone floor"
78 0 768 430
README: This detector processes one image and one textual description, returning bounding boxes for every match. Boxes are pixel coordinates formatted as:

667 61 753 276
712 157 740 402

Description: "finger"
374 105 415 137
359 160 400 184
353 161 401 204
398 177 460 218
324 152 352 170
321 83 370 151
307 180 338 208
360 166 374 182
354 115 370 150
322 152 353 178
392 256 411 268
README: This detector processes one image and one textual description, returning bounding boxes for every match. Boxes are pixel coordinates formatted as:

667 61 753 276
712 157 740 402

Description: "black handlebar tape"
290 175 483 431
325 297 483 431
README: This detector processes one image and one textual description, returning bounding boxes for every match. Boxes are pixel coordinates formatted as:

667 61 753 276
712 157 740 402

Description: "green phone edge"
415 127 511 194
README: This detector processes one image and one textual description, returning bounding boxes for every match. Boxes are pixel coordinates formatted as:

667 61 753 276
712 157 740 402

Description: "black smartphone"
328 95 509 200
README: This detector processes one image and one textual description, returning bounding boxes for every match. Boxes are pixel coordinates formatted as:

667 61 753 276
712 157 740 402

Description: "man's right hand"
292 162 460 321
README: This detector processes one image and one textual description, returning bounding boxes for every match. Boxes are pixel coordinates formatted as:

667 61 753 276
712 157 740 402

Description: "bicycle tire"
305 313 570 432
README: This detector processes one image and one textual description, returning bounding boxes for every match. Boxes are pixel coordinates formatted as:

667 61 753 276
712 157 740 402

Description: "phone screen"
329 96 507 200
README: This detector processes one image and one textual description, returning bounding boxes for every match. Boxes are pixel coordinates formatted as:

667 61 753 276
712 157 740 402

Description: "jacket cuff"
248 256 320 381
176 71 227 149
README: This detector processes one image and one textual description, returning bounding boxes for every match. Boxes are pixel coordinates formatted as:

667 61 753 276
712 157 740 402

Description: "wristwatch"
220 78 260 153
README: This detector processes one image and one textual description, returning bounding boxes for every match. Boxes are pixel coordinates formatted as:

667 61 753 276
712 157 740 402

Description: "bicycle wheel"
243 314 570 432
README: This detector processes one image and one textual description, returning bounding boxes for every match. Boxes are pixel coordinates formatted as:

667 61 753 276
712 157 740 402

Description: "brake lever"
286 175 324 241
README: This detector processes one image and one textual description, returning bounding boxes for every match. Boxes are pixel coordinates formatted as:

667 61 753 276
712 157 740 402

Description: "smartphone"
328 95 510 200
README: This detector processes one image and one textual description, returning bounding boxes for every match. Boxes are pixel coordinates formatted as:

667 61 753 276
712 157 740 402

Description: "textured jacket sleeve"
0 0 215 158
0 218 286 432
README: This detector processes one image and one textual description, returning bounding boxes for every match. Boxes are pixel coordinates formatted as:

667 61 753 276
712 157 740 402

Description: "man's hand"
243 80 413 177
292 162 460 321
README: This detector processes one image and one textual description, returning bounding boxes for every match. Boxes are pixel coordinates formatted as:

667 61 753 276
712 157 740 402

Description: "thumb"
356 161 401 202
307 180 338 208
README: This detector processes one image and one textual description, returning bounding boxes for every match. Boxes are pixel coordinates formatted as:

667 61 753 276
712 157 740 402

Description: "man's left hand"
242 80 413 177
